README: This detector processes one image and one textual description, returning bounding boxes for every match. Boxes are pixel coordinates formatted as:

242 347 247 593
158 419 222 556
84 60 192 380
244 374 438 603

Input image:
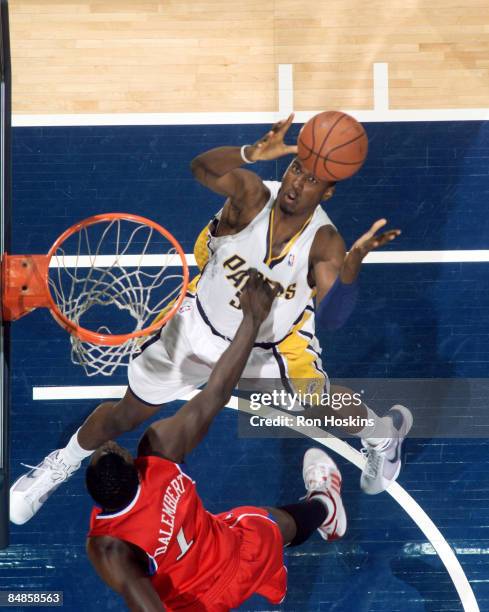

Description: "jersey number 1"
176 526 194 561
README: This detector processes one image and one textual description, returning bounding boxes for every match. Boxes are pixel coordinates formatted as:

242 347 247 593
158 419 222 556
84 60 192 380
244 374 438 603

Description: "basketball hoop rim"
45 212 189 346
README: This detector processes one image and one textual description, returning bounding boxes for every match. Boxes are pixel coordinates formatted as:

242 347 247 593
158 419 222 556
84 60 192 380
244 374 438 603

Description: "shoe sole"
384 405 413 489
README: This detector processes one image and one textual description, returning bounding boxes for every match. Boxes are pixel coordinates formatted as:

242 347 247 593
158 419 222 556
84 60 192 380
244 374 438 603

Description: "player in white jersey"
10 114 412 525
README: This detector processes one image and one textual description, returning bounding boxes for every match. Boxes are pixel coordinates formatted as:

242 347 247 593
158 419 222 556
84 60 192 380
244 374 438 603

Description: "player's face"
277 158 335 215
90 440 134 468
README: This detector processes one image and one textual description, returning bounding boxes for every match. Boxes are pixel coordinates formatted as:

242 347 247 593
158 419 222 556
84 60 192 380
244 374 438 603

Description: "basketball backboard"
0 0 12 548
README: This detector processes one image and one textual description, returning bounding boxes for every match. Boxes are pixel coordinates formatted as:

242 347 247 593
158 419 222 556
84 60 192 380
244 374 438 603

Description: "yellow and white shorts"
128 224 328 406
128 293 327 407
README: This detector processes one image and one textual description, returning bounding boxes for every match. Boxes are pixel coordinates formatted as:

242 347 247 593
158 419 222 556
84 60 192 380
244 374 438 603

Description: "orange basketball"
297 111 368 182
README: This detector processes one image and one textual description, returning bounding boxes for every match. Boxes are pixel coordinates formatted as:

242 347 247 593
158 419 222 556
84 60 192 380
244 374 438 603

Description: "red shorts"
209 505 287 610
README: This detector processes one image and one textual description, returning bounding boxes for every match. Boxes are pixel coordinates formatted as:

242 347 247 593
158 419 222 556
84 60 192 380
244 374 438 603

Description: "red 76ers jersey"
88 455 242 609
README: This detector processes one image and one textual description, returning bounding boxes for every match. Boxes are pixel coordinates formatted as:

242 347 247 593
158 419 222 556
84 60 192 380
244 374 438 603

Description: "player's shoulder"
313 205 336 229
314 223 339 239
86 535 149 584
87 534 124 553
310 223 346 261
86 534 136 567
134 454 179 481
136 454 194 484
136 453 178 470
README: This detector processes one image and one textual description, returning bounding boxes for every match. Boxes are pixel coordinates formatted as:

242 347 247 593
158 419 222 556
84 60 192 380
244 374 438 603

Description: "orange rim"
45 213 189 346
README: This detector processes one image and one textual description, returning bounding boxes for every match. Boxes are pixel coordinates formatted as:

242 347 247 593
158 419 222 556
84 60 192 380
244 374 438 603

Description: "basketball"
297 111 368 182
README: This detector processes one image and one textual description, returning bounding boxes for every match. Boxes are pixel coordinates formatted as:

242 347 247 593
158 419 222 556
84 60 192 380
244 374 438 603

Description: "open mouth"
284 190 298 205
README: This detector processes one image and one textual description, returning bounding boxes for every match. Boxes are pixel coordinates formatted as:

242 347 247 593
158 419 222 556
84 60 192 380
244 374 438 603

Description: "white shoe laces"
361 445 384 479
19 453 78 492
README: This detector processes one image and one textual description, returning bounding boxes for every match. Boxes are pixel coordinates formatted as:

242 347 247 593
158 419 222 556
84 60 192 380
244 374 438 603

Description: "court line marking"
364 250 489 264
12 108 489 126
373 63 389 111
31 386 479 611
278 64 294 115
46 250 489 268
33 386 126 400
404 543 489 556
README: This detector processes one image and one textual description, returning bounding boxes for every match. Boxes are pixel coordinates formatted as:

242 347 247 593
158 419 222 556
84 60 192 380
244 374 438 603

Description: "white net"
47 217 186 377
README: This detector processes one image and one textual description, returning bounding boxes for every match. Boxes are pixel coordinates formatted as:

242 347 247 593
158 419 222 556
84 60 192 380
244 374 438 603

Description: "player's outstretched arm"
311 220 401 330
190 113 297 201
138 270 278 463
341 218 401 283
86 537 164 612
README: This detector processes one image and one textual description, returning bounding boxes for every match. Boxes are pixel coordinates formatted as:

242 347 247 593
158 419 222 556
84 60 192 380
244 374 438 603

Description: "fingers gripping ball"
297 111 368 181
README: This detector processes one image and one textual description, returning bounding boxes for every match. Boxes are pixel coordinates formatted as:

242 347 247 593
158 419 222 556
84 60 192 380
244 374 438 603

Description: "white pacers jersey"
196 180 334 344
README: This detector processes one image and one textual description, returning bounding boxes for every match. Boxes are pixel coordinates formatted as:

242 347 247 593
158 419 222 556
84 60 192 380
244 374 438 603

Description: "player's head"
278 157 336 215
85 441 139 512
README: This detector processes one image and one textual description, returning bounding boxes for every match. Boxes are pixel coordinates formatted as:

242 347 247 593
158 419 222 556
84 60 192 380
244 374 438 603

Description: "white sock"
58 429 94 466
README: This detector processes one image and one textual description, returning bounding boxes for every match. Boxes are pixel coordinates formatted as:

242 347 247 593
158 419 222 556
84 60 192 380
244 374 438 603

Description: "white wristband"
240 144 254 164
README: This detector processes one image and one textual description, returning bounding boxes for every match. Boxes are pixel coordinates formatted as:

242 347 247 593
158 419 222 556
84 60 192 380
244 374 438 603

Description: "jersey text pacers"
224 254 296 309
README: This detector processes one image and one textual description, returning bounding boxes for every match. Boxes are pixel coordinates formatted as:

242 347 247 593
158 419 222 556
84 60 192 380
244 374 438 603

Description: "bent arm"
190 148 264 200
190 114 297 201
87 537 164 612
313 219 401 330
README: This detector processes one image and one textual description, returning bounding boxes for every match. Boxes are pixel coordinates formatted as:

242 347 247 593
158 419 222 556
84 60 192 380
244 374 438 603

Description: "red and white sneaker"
302 448 347 541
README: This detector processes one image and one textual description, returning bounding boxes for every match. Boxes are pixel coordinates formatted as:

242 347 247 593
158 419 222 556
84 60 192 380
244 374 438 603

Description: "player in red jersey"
86 271 347 611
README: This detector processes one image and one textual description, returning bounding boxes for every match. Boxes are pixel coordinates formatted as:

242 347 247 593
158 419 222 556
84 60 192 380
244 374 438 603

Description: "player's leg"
250 326 412 494
265 447 347 546
306 384 413 495
9 389 164 525
10 302 213 525
323 386 413 494
77 390 160 450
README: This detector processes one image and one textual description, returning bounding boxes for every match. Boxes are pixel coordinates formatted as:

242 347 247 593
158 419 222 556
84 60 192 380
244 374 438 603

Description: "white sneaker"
302 448 347 541
360 405 413 495
10 451 80 525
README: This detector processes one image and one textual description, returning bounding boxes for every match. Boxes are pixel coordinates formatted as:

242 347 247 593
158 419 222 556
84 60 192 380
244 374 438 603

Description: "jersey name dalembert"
196 181 334 344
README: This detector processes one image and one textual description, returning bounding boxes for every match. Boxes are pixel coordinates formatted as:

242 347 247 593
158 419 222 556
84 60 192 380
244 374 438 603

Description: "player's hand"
351 219 401 257
240 269 280 324
245 113 298 162
340 219 401 283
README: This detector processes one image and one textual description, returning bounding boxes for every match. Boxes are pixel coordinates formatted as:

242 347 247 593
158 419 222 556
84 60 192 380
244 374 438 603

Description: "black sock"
279 497 328 547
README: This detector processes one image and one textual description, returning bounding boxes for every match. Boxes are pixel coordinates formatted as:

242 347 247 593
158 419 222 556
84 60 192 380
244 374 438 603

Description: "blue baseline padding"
3 122 489 611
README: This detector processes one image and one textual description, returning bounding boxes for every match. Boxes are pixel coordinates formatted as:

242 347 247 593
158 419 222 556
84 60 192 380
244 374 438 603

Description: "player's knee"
111 397 159 433
111 405 141 432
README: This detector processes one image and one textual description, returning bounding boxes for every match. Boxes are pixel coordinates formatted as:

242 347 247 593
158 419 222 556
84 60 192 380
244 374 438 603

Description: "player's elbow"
190 157 211 184
190 157 202 179
190 156 201 175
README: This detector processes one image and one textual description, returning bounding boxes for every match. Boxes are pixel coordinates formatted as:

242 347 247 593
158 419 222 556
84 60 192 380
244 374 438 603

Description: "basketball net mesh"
48 218 185 376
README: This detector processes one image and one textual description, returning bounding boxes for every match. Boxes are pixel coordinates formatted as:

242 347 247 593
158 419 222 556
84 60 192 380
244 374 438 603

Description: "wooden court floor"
9 0 489 114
